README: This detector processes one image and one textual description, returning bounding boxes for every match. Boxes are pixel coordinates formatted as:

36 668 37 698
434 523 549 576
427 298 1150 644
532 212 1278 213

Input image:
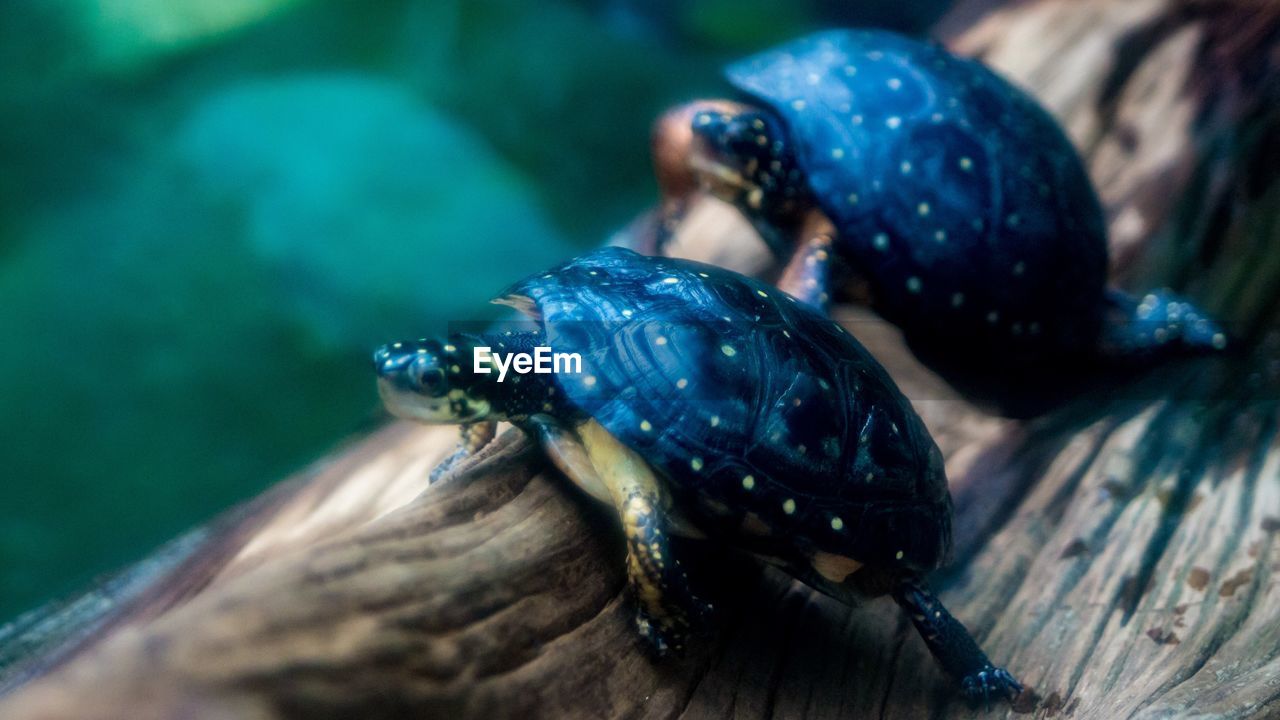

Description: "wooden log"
2 1 1278 717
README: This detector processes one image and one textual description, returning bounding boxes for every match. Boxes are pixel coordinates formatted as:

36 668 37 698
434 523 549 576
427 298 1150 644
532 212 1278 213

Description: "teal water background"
0 0 943 623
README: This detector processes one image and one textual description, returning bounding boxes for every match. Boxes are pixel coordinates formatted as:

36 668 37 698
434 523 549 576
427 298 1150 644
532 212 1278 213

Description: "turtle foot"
893 581 1020 706
961 665 1022 709
627 541 714 659
429 422 497 481
634 607 687 658
632 586 714 659
1100 288 1227 361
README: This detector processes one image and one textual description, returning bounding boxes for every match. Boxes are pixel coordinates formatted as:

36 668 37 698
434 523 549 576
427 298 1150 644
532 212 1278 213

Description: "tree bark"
2 1 1279 718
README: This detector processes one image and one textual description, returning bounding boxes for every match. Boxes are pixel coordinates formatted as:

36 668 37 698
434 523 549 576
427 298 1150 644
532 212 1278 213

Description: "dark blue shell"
504 247 950 573
726 29 1108 360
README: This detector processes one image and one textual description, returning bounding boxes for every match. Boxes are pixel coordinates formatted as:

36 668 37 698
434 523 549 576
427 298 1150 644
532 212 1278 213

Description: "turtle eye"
416 365 449 396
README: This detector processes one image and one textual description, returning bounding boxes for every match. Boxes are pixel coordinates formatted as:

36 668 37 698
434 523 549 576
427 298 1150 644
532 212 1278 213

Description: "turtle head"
373 336 492 424
653 100 809 254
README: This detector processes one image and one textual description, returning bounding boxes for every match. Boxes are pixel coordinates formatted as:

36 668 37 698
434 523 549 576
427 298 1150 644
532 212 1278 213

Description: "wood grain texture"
2 1 1278 717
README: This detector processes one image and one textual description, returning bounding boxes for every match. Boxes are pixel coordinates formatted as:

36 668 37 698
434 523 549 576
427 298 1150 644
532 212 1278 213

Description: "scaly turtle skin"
652 29 1225 412
374 247 1021 704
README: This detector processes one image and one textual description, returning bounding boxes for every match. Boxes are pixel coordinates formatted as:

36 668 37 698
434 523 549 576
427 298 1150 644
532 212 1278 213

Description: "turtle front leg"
524 414 611 504
776 213 835 311
1098 288 1227 361
649 102 719 257
576 419 713 656
430 421 497 481
892 581 1022 706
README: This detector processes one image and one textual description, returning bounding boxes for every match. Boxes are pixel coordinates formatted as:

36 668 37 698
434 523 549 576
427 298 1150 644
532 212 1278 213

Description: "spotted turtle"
374 247 1021 703
652 29 1225 412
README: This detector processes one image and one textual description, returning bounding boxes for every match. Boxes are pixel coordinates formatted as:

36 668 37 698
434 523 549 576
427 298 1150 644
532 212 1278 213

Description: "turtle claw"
961 666 1022 709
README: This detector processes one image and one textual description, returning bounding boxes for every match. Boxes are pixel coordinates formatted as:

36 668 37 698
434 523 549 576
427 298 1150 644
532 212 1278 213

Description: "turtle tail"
1098 288 1228 362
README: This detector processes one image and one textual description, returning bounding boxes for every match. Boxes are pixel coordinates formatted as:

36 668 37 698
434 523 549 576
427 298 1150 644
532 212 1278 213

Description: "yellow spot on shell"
831 517 845 530
676 378 688 389
443 344 457 353
691 457 704 471
721 345 737 357
583 375 597 387
756 290 769 298
655 336 668 346
640 420 652 432
709 416 720 427
782 498 797 515
895 550 905 560
742 475 756 490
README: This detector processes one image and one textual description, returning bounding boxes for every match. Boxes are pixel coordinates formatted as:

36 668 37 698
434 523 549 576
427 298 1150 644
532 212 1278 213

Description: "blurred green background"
0 0 947 623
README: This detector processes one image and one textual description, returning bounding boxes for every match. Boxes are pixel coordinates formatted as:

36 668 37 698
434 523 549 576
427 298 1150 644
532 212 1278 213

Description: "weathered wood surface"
2 0 1279 717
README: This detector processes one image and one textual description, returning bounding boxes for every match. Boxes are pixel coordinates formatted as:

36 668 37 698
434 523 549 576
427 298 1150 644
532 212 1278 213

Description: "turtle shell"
503 247 950 574
725 29 1108 362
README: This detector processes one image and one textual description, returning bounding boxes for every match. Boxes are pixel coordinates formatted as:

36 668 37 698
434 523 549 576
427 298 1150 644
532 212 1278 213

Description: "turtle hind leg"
1099 288 1228 361
429 421 497 481
775 214 836 312
892 581 1021 706
576 419 713 657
